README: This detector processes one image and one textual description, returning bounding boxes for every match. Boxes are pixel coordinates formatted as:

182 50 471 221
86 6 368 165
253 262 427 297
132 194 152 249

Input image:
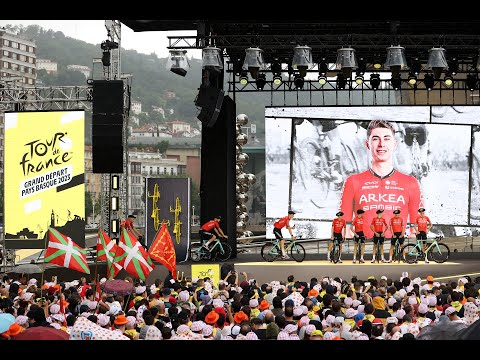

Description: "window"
10 41 18 48
170 168 174 175
19 44 26 51
28 78 34 85
10 63 18 71
28 57 34 64
2 61 8 68
149 167 153 175
28 46 34 53
157 167 160 174
2 50 8 56
3 39 9 46
19 54 26 62
164 167 167 174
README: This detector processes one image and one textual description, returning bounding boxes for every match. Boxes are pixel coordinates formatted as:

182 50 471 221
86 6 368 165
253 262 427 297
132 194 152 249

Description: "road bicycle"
391 236 405 263
402 235 449 264
353 236 365 263
261 237 306 262
189 237 232 262
371 235 385 263
329 237 343 264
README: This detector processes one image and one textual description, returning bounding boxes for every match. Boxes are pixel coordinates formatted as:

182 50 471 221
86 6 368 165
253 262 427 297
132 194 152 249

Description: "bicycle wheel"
290 243 306 262
402 244 421 264
428 243 450 263
189 244 203 262
215 243 232 262
332 243 340 264
261 242 280 262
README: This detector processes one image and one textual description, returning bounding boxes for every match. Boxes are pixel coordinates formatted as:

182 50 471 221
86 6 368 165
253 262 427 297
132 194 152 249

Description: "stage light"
424 73 435 90
111 219 119 233
443 74 453 87
166 49 190 77
101 50 111 67
391 76 402 90
466 74 478 91
448 57 458 76
256 73 267 90
271 60 282 85
294 74 305 89
202 46 223 73
427 47 448 80
336 73 347 89
336 47 357 78
355 74 364 85
243 47 265 79
111 196 119 211
385 46 407 78
372 54 383 69
370 74 381 90
239 70 249 85
292 45 313 78
112 175 119 190
410 57 422 76
408 73 417 85
318 75 327 86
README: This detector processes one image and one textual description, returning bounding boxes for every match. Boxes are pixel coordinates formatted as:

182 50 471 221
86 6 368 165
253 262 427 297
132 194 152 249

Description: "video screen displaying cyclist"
339 119 424 238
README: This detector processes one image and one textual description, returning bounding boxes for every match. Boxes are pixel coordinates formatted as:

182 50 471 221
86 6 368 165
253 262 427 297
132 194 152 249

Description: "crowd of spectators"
1 270 479 340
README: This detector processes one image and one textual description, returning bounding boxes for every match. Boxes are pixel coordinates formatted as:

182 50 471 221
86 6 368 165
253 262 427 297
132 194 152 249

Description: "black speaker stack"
194 85 225 128
92 80 124 173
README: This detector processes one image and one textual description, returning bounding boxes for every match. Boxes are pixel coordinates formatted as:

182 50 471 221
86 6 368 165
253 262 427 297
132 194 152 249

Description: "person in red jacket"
328 211 346 263
387 209 405 262
370 209 388 263
414 208 432 263
273 210 296 259
350 209 366 264
200 216 228 250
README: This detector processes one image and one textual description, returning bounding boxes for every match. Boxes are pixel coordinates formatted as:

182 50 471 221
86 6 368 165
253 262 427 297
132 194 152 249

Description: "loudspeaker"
92 124 123 173
92 80 124 114
92 113 123 126
195 85 224 127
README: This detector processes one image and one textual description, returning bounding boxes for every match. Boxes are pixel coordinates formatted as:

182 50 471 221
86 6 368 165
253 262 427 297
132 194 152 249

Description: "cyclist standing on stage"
328 211 346 263
371 209 388 263
200 216 228 251
387 209 405 263
350 209 366 264
273 210 296 259
414 208 432 263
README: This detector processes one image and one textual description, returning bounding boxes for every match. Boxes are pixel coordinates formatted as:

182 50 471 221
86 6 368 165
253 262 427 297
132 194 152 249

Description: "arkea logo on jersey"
359 193 406 204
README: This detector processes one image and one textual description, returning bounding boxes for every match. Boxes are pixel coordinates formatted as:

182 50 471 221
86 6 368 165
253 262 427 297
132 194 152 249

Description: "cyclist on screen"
371 209 388 263
273 210 296 259
200 216 228 251
328 211 346 263
350 209 366 264
414 208 432 263
387 209 405 263
339 119 424 239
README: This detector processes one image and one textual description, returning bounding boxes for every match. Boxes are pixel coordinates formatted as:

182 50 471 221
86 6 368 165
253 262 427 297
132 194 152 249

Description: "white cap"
100 277 107 284
135 286 146 295
386 317 398 325
352 300 361 308
396 309 406 319
334 316 344 324
231 325 241 336
412 277 422 285
445 307 456 316
381 276 388 281
387 297 397 307
357 305 365 313
249 299 259 308
427 295 437 307
344 297 353 306
418 304 428 314
408 296 417 305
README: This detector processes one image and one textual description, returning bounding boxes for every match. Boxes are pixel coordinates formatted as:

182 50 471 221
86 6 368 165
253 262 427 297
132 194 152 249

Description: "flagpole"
93 232 99 290
40 228 49 299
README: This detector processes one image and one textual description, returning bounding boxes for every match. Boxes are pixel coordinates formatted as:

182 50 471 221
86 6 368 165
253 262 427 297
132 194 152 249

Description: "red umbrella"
102 279 134 296
12 326 70 340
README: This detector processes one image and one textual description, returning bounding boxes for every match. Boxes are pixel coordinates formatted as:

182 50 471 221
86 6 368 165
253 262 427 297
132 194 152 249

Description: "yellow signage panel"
4 111 85 247
191 264 221 285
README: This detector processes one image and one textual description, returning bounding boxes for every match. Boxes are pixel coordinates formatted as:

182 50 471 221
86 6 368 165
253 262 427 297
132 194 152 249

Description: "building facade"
0 29 36 86
131 100 142 114
36 58 57 74
67 64 91 78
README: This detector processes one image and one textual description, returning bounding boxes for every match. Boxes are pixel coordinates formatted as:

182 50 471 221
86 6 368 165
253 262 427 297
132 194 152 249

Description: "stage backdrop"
265 106 480 240
4 111 85 248
145 177 190 262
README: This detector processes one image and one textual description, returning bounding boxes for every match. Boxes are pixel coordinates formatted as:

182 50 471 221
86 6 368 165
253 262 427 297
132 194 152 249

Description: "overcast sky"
0 20 201 59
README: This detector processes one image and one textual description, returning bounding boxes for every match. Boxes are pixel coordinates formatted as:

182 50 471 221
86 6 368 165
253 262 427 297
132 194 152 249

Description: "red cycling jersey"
390 217 404 233
352 217 365 233
201 220 220 231
274 216 290 229
371 217 388 233
339 168 423 238
415 216 431 232
332 218 346 233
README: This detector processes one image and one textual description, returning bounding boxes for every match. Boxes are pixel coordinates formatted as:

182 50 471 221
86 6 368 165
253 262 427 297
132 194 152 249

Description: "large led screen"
265 106 479 239
4 111 85 248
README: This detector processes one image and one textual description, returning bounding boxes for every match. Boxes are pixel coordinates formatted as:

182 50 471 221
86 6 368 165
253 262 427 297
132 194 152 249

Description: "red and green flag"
97 229 122 279
45 227 90 274
148 223 177 280
115 227 154 281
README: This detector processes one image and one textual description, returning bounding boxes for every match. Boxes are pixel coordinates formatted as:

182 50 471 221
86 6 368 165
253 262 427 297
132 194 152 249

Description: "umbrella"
416 315 468 340
12 261 43 275
69 317 129 340
102 279 134 296
453 318 480 340
12 326 70 340
0 313 15 333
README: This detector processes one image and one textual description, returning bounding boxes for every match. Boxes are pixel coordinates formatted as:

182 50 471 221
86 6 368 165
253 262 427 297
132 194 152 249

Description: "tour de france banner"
191 264 221 286
145 177 190 262
4 111 85 248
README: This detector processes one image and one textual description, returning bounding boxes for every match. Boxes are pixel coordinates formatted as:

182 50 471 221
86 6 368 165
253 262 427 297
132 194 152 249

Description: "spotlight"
410 57 422 76
111 219 119 234
372 54 383 69
424 73 435 90
391 76 402 90
385 46 407 78
370 74 381 90
336 48 357 79
408 73 417 85
355 74 364 85
318 75 327 86
448 57 458 76
273 74 283 85
243 47 265 79
271 60 282 85
239 70 249 85
112 175 119 190
166 49 190 77
336 73 347 89
111 196 119 211
426 47 448 80
292 45 313 78
202 46 223 73
256 73 267 90
318 60 329 76
443 74 453 87
294 74 305 89
466 74 478 91
101 50 111 67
